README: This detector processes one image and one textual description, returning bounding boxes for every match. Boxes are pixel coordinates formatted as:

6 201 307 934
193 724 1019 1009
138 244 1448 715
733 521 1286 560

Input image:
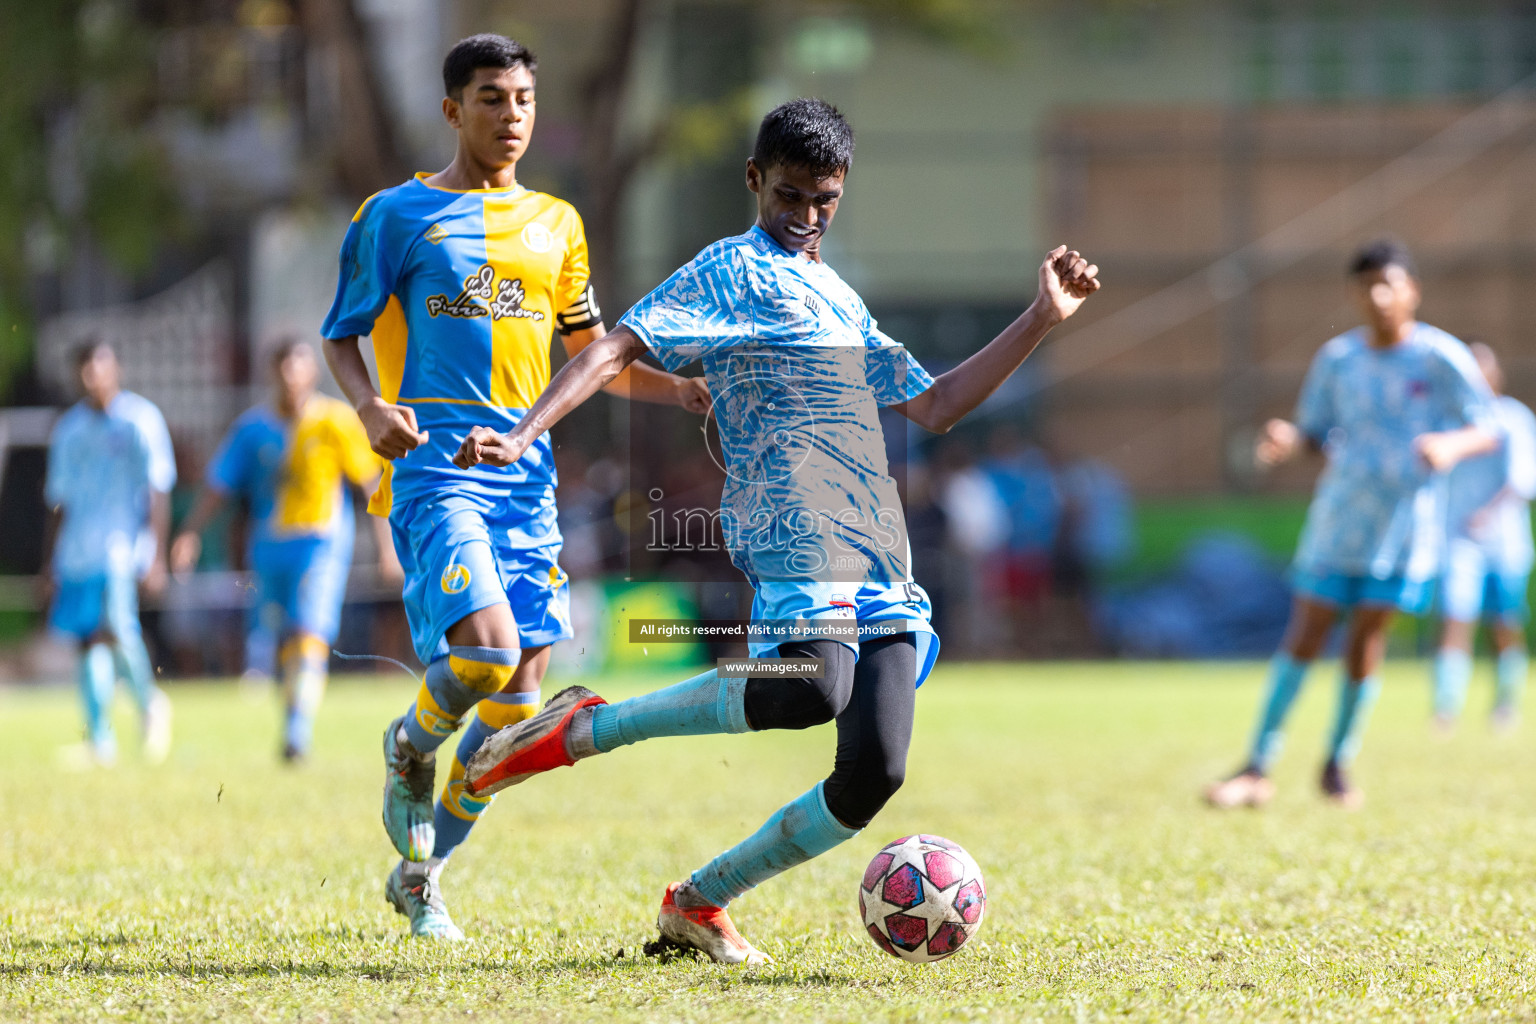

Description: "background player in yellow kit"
171 339 389 761
320 34 709 939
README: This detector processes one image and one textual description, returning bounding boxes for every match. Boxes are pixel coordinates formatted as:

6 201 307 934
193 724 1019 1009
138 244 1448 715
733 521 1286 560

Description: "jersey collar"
412 171 526 197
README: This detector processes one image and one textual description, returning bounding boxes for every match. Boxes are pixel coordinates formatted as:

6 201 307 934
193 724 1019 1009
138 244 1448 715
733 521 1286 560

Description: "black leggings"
742 635 917 829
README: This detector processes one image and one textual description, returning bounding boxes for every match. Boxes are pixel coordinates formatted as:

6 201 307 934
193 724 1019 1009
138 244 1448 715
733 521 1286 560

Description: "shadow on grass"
0 951 867 988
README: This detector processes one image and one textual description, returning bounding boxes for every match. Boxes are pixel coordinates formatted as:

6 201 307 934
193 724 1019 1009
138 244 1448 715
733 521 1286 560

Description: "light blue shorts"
391 492 572 665
748 578 940 687
49 570 141 641
250 536 353 645
1441 540 1529 625
1291 568 1433 615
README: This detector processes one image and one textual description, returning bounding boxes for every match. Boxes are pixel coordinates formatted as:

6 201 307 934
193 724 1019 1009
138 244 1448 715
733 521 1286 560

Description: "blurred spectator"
929 441 1008 656
982 427 1062 651
1054 456 1133 596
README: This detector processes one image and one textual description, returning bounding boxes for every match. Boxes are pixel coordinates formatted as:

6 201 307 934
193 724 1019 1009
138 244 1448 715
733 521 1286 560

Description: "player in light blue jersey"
454 98 1100 963
1206 240 1498 811
43 342 176 765
1431 342 1536 733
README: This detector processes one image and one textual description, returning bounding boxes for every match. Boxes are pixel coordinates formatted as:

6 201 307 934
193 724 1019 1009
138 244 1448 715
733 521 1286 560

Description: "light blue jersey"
46 392 176 580
620 226 934 587
1291 324 1495 583
1446 394 1536 575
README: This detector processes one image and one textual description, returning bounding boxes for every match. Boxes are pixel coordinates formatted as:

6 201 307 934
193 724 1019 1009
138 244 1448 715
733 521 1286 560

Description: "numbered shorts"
1441 538 1530 625
1291 567 1433 616
748 578 940 687
49 570 142 641
250 536 353 646
391 492 572 665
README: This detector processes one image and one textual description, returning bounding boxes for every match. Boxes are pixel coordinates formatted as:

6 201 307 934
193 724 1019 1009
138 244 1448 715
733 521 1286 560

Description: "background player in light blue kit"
1430 341 1536 733
43 341 176 766
1205 240 1498 810
453 98 1100 963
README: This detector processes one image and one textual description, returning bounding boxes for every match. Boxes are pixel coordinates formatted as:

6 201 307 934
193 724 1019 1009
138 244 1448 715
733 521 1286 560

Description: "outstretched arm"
895 246 1100 434
562 324 711 414
1415 425 1499 473
169 487 228 576
454 326 650 469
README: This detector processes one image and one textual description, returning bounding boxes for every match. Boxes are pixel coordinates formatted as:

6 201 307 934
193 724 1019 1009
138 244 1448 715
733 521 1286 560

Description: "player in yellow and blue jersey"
321 35 710 940
43 342 176 766
452 98 1100 963
171 339 388 761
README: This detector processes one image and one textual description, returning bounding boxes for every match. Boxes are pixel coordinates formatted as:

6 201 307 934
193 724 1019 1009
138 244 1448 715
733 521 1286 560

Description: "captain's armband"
556 283 603 335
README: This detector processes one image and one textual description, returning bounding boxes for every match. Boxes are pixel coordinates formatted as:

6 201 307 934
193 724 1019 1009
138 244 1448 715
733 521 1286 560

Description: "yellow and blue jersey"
207 395 380 550
320 174 601 517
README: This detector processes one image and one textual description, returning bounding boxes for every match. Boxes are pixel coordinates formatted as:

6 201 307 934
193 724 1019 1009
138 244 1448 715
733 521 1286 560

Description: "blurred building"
10 0 1536 664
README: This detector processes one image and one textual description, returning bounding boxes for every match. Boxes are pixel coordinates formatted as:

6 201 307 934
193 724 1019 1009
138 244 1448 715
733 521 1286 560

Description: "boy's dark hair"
443 34 536 98
752 98 855 177
73 338 112 369
267 336 311 369
1350 237 1416 278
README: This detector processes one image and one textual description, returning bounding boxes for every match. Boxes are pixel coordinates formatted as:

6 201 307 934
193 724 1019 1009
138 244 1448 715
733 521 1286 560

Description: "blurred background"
3 0 1535 680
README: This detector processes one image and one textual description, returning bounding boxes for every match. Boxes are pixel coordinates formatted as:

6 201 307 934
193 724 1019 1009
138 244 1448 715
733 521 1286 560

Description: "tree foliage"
0 0 183 397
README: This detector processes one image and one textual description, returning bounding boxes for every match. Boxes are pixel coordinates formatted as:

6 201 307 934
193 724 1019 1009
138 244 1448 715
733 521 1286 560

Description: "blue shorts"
1291 568 1433 615
250 536 353 645
1441 540 1530 625
391 492 573 664
49 571 141 641
748 578 940 687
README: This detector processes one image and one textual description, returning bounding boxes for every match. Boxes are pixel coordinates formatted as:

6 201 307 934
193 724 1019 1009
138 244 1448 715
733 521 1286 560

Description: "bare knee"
1282 598 1336 661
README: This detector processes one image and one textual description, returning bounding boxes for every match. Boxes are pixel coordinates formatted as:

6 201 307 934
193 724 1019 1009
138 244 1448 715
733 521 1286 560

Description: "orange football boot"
649 882 773 965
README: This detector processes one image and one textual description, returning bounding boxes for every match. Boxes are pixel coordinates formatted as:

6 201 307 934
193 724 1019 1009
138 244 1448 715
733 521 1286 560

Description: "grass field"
5 661 1536 1022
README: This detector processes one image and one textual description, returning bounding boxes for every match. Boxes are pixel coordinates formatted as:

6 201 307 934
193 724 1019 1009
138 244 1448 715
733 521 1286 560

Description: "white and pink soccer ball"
859 834 987 963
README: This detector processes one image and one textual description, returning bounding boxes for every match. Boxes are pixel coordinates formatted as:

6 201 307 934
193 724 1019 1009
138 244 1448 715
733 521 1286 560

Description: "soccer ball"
859 834 987 963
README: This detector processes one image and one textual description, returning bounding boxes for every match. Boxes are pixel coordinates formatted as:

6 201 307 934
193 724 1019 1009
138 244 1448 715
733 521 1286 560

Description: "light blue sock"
1432 647 1473 720
111 633 160 716
1326 674 1381 767
1247 654 1310 772
78 643 116 752
1495 646 1528 713
590 669 751 753
689 782 860 908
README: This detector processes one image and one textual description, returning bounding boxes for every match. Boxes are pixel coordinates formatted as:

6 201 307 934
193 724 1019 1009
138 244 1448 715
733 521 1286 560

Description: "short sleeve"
321 195 399 339
1506 402 1536 501
44 417 71 509
1294 345 1337 444
863 315 933 407
1433 339 1497 432
205 420 251 495
619 248 755 372
139 403 176 493
553 209 601 335
333 405 383 487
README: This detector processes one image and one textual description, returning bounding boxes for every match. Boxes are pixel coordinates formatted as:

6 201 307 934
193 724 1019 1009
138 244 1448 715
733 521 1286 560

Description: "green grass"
5 661 1536 1022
